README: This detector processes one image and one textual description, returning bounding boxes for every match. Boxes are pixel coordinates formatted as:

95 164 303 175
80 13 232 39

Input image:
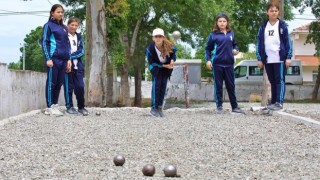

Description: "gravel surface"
0 103 320 179
282 104 320 122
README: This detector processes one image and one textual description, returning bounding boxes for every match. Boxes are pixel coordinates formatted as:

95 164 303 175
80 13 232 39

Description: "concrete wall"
170 59 202 84
303 66 318 82
166 83 320 101
131 81 320 102
0 63 71 120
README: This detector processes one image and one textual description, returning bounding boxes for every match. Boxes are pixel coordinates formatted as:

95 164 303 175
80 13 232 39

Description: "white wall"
291 33 316 57
0 63 72 120
303 66 318 82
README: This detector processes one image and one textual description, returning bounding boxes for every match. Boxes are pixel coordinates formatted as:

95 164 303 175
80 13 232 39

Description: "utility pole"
23 43 25 70
261 0 284 106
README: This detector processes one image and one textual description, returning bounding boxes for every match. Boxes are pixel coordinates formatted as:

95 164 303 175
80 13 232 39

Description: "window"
249 66 263 76
286 66 300 76
312 70 319 82
234 66 247 78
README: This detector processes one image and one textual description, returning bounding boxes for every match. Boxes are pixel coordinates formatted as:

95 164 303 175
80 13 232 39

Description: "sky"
0 0 60 64
0 1 317 64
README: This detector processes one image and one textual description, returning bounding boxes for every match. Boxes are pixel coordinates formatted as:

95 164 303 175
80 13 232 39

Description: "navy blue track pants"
212 65 238 109
151 68 169 109
67 70 85 109
265 62 286 105
45 59 70 108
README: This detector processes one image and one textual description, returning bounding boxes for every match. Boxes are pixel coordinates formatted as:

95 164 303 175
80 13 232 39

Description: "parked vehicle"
234 59 303 85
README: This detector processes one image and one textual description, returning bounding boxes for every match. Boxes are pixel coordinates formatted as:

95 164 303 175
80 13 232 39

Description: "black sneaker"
158 107 165 117
66 107 80 115
232 107 246 114
150 108 160 117
78 108 89 116
216 106 223 115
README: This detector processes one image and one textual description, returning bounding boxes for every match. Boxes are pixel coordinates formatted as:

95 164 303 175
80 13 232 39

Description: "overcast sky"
0 1 317 64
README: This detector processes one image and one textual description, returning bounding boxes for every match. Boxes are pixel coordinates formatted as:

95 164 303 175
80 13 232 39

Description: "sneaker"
51 104 64 116
66 107 80 115
216 106 223 115
78 108 89 116
267 103 275 109
232 107 246 114
267 102 283 111
150 108 160 117
44 108 53 115
158 107 165 117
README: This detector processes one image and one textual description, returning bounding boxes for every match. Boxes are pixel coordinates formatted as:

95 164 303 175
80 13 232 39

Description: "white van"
234 59 303 85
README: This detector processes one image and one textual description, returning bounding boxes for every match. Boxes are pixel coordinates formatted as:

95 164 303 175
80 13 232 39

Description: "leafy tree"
175 43 193 59
302 0 320 99
21 26 46 72
8 61 22 70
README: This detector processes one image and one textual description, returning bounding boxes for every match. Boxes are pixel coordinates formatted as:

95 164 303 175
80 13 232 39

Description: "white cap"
152 28 164 36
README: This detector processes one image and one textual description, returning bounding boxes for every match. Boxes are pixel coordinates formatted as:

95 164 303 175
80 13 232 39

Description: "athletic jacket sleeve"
41 23 52 61
283 24 292 60
146 46 153 65
70 35 85 60
205 33 214 62
256 26 263 61
145 46 161 71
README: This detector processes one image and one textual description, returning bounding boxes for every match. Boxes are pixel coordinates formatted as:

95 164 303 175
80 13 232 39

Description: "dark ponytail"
48 4 64 24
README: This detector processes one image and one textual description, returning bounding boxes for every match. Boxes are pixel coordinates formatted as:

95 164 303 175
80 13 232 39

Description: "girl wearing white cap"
146 28 177 117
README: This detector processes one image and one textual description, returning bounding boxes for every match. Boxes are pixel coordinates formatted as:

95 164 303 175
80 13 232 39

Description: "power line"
294 17 318 20
0 9 48 17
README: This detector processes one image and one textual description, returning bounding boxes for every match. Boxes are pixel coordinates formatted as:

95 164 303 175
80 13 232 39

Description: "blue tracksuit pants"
45 59 70 108
265 62 286 105
151 68 169 109
67 70 85 109
212 65 238 109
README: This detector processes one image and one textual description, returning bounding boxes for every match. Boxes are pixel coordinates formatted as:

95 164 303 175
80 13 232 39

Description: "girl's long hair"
213 14 231 32
157 37 174 58
48 4 64 24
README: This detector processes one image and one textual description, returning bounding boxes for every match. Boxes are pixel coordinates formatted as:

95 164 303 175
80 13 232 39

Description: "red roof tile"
295 55 320 66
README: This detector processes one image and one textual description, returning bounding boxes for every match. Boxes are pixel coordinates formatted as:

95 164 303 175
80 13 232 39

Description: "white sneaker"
44 108 53 115
50 104 64 116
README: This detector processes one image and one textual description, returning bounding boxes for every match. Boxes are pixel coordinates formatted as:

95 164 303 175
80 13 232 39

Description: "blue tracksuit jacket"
256 19 292 64
205 30 239 66
146 42 177 77
70 32 85 72
42 18 71 61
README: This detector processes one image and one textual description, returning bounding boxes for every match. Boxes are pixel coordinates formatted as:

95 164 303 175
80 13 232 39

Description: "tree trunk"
118 18 142 106
84 0 92 103
134 66 142 107
312 65 320 100
119 32 131 106
261 69 271 106
106 54 114 107
86 0 107 107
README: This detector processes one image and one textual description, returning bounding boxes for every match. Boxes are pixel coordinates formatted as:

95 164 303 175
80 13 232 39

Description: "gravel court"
0 104 320 179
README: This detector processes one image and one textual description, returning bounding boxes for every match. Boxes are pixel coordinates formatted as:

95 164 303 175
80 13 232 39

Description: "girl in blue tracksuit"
146 28 177 117
66 17 88 116
205 13 244 114
256 3 292 110
41 4 71 115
